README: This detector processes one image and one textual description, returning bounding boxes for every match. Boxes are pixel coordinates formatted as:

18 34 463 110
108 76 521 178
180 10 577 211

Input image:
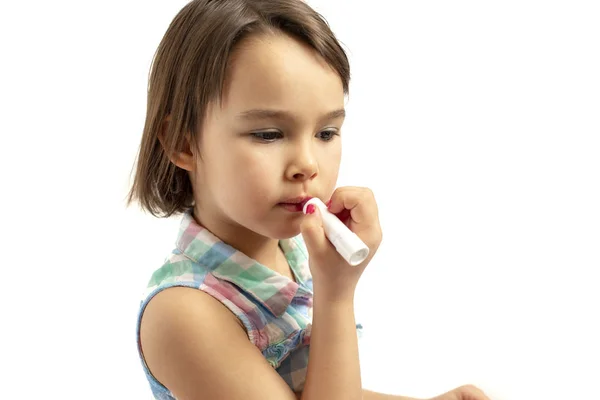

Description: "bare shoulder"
140 286 297 400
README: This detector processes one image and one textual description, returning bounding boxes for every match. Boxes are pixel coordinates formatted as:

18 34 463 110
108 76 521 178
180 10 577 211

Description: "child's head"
127 0 350 241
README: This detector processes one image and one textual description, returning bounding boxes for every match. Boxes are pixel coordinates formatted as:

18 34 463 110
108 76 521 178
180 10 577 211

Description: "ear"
158 115 196 172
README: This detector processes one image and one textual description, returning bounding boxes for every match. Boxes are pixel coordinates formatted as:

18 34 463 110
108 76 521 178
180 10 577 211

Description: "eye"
317 130 339 141
251 131 283 142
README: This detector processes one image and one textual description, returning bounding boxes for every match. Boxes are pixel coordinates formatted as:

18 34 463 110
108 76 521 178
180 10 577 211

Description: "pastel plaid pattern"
136 208 361 399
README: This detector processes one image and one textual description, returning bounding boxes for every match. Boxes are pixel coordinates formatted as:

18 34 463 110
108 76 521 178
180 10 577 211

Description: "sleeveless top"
135 208 362 399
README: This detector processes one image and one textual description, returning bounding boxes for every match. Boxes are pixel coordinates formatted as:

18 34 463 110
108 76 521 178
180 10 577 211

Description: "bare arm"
141 286 396 400
296 389 422 399
298 187 385 400
300 293 362 400
300 287 424 400
363 389 423 400
140 287 298 400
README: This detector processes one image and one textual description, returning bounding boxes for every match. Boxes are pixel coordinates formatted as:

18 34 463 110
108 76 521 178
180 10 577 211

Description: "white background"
1 1 599 399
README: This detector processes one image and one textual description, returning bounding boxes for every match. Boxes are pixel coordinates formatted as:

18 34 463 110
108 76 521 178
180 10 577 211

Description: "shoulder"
141 286 245 345
139 254 247 331
139 286 296 400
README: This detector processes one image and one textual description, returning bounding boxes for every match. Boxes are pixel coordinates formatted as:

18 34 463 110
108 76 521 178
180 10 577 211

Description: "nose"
285 140 318 182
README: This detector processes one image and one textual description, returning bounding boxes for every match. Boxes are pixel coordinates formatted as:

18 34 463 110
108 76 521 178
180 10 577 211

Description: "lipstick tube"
302 197 369 266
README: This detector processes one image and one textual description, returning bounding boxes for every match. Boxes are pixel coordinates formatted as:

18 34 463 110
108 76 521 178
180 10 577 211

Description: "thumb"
300 206 328 255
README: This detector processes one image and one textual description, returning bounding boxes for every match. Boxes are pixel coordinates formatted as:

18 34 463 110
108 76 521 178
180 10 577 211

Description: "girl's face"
192 32 344 242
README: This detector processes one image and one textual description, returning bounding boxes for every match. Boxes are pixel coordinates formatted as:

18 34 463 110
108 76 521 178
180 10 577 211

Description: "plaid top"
136 208 362 399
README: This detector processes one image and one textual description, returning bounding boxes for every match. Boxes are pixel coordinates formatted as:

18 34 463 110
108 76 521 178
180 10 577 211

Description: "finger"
327 187 378 225
299 207 329 256
457 385 491 400
333 208 351 225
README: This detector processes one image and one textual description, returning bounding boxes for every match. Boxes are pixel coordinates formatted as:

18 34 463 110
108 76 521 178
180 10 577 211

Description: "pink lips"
279 196 312 212
298 198 311 209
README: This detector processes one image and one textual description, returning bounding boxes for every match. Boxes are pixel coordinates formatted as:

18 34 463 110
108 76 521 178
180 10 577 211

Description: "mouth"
278 196 312 212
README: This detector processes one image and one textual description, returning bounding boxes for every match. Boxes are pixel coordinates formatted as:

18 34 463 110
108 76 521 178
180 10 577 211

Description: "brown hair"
126 0 351 218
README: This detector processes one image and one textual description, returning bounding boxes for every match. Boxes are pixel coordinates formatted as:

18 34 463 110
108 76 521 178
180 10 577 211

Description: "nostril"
293 173 308 181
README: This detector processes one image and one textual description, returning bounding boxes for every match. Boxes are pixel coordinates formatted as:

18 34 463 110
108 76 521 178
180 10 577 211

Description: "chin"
269 221 303 240
249 212 304 240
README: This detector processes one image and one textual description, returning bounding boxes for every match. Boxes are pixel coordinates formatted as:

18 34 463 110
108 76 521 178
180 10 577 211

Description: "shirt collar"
175 209 312 317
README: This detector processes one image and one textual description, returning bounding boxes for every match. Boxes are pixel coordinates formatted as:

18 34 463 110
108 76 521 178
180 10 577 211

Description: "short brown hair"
126 0 351 218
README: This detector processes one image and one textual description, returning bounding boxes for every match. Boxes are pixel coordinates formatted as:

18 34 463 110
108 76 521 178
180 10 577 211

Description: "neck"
192 205 282 269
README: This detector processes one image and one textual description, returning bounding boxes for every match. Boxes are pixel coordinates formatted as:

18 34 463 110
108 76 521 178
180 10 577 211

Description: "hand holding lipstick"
303 197 369 267
300 186 382 302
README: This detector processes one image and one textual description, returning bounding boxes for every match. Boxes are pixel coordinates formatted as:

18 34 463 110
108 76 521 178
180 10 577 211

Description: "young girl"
128 1 492 399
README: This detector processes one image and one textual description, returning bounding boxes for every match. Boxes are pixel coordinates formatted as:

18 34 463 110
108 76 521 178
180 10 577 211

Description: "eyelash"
251 130 339 143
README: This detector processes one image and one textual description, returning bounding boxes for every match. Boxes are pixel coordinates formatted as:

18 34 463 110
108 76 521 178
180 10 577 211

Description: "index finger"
327 187 378 226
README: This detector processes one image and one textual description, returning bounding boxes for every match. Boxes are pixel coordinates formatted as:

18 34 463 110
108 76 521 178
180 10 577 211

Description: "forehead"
219 32 344 116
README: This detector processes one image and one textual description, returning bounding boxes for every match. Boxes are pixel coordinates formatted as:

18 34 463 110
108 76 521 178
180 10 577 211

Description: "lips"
278 196 312 212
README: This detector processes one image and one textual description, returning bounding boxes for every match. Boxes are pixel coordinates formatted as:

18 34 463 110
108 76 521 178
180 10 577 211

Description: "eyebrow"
237 108 346 122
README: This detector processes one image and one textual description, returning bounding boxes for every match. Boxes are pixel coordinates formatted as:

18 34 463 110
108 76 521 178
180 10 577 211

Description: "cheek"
319 143 342 182
222 148 277 202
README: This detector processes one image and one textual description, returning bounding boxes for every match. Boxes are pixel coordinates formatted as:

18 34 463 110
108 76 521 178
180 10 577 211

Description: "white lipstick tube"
302 197 369 266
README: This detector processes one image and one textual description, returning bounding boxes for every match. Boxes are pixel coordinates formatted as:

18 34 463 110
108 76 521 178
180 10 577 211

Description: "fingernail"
306 204 316 214
326 200 332 208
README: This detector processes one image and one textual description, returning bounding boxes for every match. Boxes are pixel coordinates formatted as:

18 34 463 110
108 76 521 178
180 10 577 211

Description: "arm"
299 187 386 400
296 389 422 399
298 292 422 400
365 384 492 400
139 287 298 400
141 286 404 400
363 389 422 400
300 293 362 400
297 386 486 399
296 389 421 399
